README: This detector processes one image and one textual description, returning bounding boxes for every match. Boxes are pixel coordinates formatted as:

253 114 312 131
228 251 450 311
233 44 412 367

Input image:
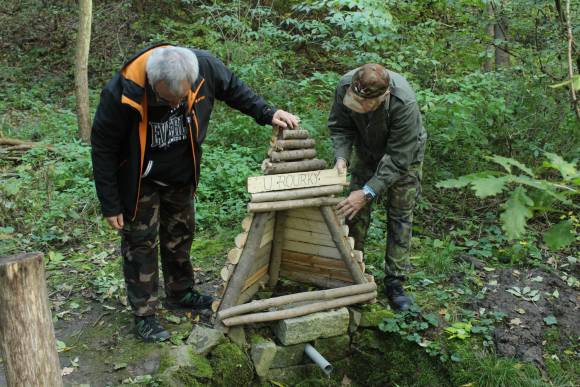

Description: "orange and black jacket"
91 44 276 219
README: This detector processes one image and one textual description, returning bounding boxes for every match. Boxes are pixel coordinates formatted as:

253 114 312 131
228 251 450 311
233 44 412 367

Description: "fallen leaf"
515 308 526 314
552 289 560 298
113 362 128 371
530 276 543 282
509 318 522 326
483 267 495 272
341 375 352 386
488 280 498 286
61 367 74 376
543 315 558 325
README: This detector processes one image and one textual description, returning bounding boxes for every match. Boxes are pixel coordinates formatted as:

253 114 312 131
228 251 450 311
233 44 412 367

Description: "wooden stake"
261 159 327 175
282 129 309 139
0 253 63 386
268 211 286 287
320 206 367 284
250 185 344 203
272 138 315 150
269 149 317 162
219 282 376 320
248 197 343 213
222 291 377 326
215 213 269 329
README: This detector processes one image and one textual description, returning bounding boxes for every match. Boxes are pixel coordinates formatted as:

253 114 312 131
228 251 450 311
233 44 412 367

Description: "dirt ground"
478 267 580 368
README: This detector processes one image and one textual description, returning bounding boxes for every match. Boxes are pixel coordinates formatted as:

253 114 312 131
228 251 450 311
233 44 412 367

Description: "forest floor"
0 233 578 386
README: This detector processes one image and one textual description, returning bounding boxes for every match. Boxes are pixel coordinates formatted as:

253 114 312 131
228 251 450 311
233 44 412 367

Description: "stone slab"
251 339 277 377
273 308 349 345
270 343 306 368
186 325 226 355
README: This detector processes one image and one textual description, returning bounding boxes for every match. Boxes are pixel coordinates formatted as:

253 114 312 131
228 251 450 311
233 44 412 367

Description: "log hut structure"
213 128 376 330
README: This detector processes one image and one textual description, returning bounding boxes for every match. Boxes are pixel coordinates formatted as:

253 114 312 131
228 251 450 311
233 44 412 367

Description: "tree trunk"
483 1 495 72
75 0 93 143
0 253 63 387
494 1 510 68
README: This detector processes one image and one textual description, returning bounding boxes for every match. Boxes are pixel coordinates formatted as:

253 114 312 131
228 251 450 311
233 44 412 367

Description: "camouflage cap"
343 64 390 113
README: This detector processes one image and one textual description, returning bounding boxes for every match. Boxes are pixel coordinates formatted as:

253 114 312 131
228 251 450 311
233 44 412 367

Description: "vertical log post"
214 213 270 330
268 210 287 287
0 253 63 387
320 206 367 284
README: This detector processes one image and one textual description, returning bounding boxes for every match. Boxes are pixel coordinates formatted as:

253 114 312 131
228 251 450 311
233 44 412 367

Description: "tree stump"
0 252 63 387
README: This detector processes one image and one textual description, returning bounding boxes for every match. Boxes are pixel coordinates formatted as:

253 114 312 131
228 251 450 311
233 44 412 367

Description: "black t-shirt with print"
142 101 193 186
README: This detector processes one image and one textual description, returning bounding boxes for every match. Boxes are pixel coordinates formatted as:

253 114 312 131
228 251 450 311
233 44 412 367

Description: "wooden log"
269 149 317 162
352 250 363 263
281 261 354 283
348 237 355 249
272 139 316 150
0 137 55 152
222 291 377 326
248 197 343 213
285 217 330 234
262 159 327 175
285 228 335 247
279 269 352 289
215 213 270 329
248 168 347 194
241 214 254 232
281 250 364 271
235 233 248 249
284 240 342 260
219 282 376 320
211 300 221 313
220 265 235 281
237 274 269 305
242 264 269 292
0 253 63 386
227 248 243 264
282 129 310 139
251 185 344 203
268 211 287 287
320 206 367 284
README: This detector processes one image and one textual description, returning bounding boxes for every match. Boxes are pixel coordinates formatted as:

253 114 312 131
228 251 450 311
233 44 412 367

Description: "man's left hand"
336 190 369 220
272 110 300 129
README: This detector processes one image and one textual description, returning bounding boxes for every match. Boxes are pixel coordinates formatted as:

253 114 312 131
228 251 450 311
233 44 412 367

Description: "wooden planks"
247 168 347 194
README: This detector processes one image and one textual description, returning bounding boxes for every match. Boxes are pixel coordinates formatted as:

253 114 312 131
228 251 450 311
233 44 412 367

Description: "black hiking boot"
135 315 170 342
165 288 214 310
384 277 412 311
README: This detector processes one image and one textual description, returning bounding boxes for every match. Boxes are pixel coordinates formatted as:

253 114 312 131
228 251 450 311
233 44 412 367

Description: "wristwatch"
362 186 375 202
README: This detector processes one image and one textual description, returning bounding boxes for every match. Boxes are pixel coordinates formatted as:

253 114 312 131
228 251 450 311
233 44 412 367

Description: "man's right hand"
335 159 347 175
106 214 124 230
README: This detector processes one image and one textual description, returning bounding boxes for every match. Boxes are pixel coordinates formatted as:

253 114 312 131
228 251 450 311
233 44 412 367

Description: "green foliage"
438 153 578 245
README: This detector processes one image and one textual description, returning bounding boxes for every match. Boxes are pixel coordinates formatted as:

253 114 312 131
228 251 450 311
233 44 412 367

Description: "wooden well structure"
213 128 376 329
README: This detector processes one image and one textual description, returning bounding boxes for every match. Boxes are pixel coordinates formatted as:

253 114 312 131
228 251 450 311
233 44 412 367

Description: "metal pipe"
304 344 333 376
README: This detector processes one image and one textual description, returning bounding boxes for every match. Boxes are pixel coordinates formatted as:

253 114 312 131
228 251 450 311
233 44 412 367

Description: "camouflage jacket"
328 69 427 195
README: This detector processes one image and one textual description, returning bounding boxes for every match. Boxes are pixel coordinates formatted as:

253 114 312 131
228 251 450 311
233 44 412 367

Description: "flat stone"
273 308 349 345
251 339 277 376
186 325 226 355
314 334 350 361
359 306 395 328
228 326 247 348
263 363 326 384
348 308 362 333
270 343 306 368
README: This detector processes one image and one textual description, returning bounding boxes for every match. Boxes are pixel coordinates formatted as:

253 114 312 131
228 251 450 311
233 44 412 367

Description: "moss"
358 304 395 327
209 342 253 387
346 329 450 386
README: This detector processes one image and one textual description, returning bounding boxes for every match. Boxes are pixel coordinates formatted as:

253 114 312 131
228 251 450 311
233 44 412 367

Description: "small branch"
564 0 580 120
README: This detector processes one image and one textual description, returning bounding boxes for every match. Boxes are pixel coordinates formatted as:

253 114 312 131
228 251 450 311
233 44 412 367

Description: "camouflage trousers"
347 163 422 279
121 181 195 316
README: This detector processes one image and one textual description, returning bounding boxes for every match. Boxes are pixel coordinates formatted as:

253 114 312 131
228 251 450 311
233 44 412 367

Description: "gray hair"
146 47 199 95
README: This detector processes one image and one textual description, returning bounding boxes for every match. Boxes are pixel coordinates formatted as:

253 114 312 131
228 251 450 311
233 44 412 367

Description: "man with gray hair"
91 44 299 341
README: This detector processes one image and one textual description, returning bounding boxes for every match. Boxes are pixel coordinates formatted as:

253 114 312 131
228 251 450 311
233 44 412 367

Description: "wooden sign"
247 168 347 194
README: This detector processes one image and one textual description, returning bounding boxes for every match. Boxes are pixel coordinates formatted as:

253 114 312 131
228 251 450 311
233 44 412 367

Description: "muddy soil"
478 267 579 368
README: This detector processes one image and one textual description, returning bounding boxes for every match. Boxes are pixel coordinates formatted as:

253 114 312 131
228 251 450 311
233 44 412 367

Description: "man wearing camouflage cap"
329 64 427 311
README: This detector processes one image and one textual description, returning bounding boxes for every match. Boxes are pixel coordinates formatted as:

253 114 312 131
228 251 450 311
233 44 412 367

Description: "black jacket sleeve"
91 86 129 217
206 55 277 126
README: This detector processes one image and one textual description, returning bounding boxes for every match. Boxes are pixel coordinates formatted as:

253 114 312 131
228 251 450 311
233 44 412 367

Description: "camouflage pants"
121 181 195 316
347 163 422 279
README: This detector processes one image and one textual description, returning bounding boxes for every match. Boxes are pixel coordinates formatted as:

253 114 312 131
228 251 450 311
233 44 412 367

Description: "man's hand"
106 214 124 230
335 159 347 175
336 190 368 220
272 110 300 129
